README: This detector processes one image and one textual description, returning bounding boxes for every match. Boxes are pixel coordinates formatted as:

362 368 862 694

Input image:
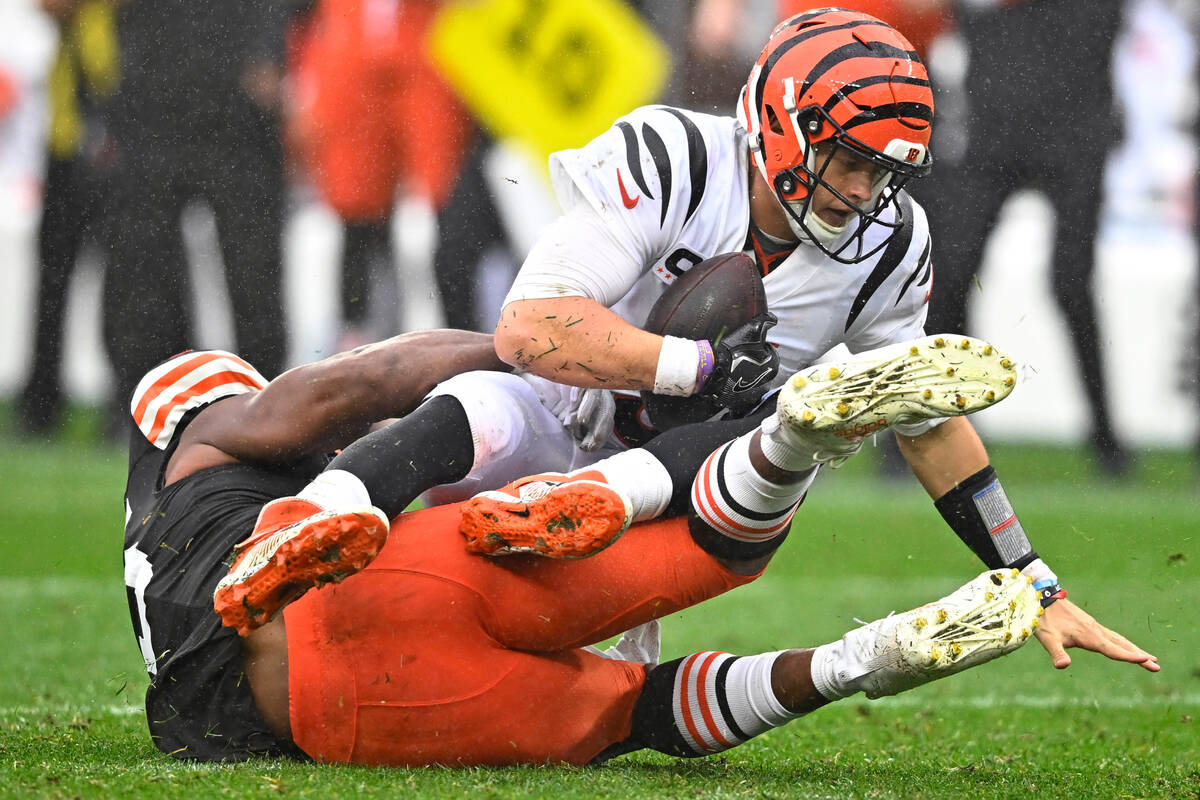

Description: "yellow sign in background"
430 0 670 167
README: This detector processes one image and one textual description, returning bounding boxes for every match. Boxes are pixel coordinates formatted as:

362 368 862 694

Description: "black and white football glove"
698 312 779 415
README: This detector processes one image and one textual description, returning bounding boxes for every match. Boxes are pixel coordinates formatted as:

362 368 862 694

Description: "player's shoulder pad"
131 350 268 450
551 105 738 232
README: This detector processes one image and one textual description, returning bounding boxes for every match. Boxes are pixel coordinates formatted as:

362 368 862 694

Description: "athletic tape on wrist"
934 465 1036 570
654 336 702 397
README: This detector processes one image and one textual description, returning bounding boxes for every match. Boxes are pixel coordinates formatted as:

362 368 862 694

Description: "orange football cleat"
213 497 389 635
460 473 632 559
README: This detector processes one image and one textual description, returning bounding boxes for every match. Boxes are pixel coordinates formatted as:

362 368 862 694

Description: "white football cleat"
832 568 1041 700
777 334 1017 464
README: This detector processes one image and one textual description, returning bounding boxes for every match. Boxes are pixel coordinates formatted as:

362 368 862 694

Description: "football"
642 252 768 429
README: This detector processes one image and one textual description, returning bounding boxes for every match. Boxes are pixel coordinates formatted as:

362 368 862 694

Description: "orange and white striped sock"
690 430 815 546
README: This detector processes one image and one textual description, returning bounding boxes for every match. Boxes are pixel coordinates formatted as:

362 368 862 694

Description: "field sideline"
1 426 1196 800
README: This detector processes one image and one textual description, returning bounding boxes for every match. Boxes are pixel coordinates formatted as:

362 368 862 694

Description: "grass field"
1 413 1197 799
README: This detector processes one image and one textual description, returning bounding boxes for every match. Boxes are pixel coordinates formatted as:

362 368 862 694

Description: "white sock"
809 630 876 701
297 469 372 511
673 651 800 754
691 431 814 545
757 412 822 472
572 448 671 523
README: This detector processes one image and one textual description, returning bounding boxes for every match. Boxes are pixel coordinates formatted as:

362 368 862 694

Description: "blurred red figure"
777 0 949 60
288 0 472 342
291 0 469 218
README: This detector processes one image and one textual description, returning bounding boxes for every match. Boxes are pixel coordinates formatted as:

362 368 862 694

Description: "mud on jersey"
122 350 315 760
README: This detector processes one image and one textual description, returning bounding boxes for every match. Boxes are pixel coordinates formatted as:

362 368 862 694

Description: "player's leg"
209 140 287 382
284 558 649 766
924 159 1014 336
1046 155 1128 475
212 393 476 633
215 373 576 633
603 568 1041 761
465 332 1019 566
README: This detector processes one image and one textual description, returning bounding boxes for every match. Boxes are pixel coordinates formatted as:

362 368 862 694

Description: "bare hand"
1034 598 1159 672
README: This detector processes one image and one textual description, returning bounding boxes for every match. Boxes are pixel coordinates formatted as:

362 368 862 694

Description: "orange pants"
285 503 756 766
291 0 471 220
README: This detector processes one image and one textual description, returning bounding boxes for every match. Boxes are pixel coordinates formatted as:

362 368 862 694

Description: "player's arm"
897 417 1159 672
169 330 508 479
494 205 688 392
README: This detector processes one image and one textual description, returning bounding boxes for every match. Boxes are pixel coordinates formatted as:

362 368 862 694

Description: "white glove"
569 387 616 451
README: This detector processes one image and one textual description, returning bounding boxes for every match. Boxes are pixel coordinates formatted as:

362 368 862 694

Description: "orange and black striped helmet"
737 8 934 262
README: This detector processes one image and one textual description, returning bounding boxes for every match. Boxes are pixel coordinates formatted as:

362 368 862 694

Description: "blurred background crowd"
0 0 1195 476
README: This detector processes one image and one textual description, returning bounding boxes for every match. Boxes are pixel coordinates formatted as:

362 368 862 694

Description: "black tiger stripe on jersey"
753 19 890 113
642 122 672 227
712 657 751 743
617 121 654 199
895 237 932 306
661 108 708 225
844 192 915 332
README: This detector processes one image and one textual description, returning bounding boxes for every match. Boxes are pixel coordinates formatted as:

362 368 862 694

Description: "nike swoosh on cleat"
509 506 532 518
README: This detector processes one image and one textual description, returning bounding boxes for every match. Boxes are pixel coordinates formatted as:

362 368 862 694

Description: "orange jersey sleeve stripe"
131 350 267 448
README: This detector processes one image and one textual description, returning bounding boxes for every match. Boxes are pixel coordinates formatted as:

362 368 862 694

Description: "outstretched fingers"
1036 599 1160 672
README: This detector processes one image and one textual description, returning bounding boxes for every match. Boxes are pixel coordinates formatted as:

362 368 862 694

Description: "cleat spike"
910 345 920 355
983 345 994 355
951 642 963 656
1004 631 1012 642
1004 376 1015 387
828 367 841 379
836 401 850 416
930 647 941 661
986 390 996 402
801 409 816 423
1031 619 1039 630
936 609 947 623
955 395 967 408
792 374 806 388
946 367 957 376
922 389 933 399
933 337 946 348
1001 358 1014 369
960 339 971 349
914 617 927 630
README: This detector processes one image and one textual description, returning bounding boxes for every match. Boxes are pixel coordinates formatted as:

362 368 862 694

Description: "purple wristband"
696 340 716 390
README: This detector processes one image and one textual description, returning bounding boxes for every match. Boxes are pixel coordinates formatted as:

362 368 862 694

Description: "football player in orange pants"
122 326 1155 764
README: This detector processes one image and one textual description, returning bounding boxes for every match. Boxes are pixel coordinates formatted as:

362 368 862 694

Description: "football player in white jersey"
396 9 1153 674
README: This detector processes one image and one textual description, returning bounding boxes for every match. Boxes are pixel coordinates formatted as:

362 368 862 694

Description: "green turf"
1 422 1197 800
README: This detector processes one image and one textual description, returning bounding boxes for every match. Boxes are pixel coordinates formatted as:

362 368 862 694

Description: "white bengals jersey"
510 104 934 384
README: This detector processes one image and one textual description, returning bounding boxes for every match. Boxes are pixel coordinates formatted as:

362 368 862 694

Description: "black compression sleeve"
326 395 474 518
933 465 1038 570
643 400 776 517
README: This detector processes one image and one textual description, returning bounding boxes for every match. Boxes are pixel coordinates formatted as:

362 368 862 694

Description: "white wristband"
653 336 702 396
1020 557 1058 587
